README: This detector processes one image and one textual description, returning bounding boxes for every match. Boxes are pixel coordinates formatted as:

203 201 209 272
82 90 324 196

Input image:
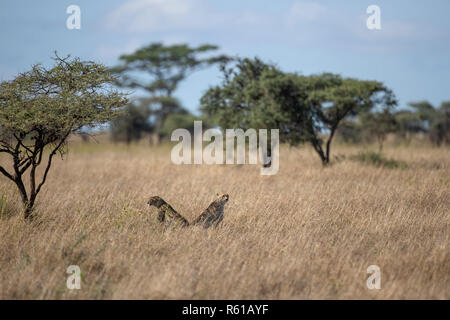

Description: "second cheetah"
191 193 229 228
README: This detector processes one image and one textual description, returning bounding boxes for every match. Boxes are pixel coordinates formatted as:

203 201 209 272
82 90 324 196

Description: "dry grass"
0 139 449 299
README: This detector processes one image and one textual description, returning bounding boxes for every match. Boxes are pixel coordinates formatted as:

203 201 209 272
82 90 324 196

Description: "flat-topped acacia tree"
0 54 128 219
201 57 397 166
111 43 231 138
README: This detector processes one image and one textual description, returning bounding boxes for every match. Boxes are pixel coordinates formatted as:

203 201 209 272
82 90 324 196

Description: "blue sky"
1 0 449 114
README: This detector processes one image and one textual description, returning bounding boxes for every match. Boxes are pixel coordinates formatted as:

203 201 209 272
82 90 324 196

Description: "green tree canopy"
358 109 397 152
159 113 198 138
111 43 230 140
112 43 230 96
303 75 396 162
110 99 154 143
430 101 450 145
391 101 450 145
201 57 397 165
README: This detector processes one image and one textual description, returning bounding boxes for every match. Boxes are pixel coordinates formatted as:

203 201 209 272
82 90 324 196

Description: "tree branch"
35 131 70 196
0 165 15 182
19 158 33 175
0 147 14 155
13 133 34 155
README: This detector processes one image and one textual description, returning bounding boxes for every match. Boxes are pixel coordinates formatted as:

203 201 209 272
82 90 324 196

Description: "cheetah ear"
216 193 219 197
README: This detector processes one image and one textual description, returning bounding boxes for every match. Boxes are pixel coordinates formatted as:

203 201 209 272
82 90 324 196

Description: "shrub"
350 151 408 169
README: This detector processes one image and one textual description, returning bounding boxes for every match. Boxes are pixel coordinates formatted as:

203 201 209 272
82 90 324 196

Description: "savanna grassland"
0 137 449 299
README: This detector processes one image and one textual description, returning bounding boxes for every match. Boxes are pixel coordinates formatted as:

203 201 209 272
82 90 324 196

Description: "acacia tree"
429 102 450 145
112 43 230 137
389 101 450 145
110 98 154 143
200 58 296 167
201 57 397 165
359 109 397 152
0 54 128 219
302 75 397 164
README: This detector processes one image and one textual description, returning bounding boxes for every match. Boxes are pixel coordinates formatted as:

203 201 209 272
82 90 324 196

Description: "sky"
1 0 449 114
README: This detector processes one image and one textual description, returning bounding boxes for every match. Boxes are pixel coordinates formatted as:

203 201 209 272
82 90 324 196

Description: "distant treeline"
107 43 449 164
336 101 450 149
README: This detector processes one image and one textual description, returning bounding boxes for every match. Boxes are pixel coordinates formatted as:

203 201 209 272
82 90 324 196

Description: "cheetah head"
147 196 166 208
216 193 230 204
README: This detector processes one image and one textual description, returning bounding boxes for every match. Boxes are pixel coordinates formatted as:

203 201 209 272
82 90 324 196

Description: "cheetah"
191 193 229 228
147 196 189 227
147 194 229 229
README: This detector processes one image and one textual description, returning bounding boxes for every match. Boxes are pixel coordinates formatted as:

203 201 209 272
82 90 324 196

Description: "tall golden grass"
0 138 448 299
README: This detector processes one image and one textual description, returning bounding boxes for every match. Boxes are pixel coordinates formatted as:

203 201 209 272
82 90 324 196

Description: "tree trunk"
311 139 328 166
377 136 384 153
13 178 32 219
24 204 33 220
323 128 337 166
15 180 28 205
23 194 36 220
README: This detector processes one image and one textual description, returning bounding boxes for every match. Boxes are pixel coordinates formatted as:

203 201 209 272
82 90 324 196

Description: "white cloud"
284 1 449 52
103 0 273 34
104 0 214 32
101 0 449 53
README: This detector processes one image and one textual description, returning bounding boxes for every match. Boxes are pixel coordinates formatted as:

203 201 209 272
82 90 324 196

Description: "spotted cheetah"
147 194 229 229
147 196 189 227
191 193 229 228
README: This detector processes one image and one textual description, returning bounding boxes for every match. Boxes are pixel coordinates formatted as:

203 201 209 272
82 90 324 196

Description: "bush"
159 113 197 138
110 103 153 143
350 151 408 169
